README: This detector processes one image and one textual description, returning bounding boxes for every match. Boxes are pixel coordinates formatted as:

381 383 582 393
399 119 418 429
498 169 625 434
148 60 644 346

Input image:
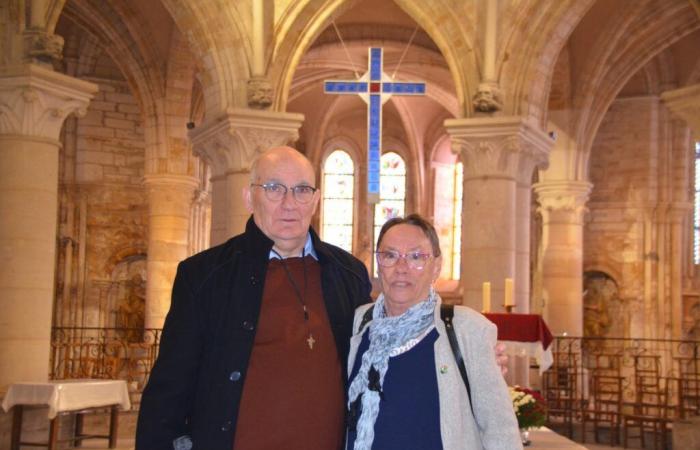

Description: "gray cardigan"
348 300 523 450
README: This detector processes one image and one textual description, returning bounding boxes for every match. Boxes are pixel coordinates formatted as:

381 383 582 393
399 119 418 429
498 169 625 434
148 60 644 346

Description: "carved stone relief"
583 271 622 337
109 256 146 342
685 297 700 339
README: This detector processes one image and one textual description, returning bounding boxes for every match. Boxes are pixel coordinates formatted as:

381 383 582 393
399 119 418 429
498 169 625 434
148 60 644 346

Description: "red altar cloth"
483 313 553 350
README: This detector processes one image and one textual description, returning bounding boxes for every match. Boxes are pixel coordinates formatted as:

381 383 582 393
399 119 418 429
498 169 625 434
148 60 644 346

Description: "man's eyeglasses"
250 182 318 204
375 251 433 270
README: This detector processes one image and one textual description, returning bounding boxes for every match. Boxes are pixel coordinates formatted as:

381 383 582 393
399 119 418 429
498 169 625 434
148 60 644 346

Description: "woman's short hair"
376 213 442 257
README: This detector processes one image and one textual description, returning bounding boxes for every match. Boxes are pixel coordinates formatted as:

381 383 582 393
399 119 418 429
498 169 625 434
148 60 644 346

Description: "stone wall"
585 96 691 339
55 76 148 330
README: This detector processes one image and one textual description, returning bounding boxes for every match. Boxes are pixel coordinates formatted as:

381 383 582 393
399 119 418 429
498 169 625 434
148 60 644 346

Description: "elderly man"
136 146 371 450
136 146 506 450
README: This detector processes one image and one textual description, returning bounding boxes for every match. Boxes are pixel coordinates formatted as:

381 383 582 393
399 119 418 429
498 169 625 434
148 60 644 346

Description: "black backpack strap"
440 304 474 415
357 304 474 415
357 305 375 333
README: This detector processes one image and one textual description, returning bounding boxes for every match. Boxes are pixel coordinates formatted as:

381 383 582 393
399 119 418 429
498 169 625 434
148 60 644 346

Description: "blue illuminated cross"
324 47 426 203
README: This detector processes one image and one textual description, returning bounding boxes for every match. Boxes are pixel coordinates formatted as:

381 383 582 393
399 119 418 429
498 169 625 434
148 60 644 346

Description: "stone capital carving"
247 76 274 109
661 83 700 138
472 82 503 113
0 64 97 140
25 29 64 64
189 108 304 176
533 180 592 223
445 116 552 182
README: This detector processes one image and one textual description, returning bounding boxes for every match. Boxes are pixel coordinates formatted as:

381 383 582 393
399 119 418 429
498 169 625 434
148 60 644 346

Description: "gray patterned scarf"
348 288 438 450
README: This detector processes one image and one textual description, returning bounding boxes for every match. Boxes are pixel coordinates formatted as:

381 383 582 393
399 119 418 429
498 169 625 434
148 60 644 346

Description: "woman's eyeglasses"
375 251 432 270
250 182 318 204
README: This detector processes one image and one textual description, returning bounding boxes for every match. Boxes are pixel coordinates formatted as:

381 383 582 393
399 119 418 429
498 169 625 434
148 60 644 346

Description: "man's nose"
280 189 297 208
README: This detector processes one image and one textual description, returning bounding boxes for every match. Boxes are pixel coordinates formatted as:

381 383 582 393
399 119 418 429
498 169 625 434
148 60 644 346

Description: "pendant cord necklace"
271 248 316 349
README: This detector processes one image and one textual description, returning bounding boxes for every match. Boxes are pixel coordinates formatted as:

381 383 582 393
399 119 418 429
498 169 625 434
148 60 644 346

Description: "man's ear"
310 188 321 214
243 185 254 213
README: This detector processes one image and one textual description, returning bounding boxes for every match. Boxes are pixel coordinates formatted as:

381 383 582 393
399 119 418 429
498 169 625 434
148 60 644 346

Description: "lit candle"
504 278 514 307
482 282 491 313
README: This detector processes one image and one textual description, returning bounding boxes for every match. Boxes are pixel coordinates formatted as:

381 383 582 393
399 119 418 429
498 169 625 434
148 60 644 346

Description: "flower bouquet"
508 386 546 446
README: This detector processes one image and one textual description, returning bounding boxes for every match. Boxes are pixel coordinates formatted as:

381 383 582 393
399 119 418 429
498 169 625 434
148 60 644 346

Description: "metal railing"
543 336 700 446
50 328 699 417
548 336 700 404
50 327 162 407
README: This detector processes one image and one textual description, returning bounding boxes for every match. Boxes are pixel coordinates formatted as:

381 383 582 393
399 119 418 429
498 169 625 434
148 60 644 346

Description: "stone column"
0 64 97 390
142 175 199 329
515 181 532 311
661 85 700 338
445 116 550 312
190 108 303 245
533 181 591 336
669 204 691 339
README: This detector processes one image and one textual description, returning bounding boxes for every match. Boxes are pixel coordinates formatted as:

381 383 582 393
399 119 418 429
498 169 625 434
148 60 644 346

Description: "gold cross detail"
307 334 316 350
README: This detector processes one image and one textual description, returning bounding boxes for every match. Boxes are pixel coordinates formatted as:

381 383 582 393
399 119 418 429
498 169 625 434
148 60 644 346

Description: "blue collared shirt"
268 233 318 260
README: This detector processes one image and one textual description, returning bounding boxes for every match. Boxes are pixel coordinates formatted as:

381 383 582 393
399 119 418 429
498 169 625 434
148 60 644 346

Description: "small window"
373 152 406 273
321 150 355 252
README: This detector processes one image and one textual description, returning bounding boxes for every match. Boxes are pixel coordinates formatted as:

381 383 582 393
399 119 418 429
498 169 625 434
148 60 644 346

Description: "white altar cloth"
1 379 131 419
501 340 554 374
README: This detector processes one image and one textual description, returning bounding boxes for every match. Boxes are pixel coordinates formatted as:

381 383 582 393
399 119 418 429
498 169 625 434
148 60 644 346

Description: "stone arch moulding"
500 0 594 125
105 248 147 275
268 0 477 117
583 263 622 291
160 0 252 113
429 134 451 162
318 134 362 170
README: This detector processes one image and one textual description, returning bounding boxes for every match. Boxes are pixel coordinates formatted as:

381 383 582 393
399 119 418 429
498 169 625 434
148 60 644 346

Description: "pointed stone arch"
268 0 478 116
499 0 594 123
160 0 252 114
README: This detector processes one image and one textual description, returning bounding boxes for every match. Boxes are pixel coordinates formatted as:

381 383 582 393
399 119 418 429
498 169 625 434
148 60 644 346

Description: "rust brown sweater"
233 256 345 450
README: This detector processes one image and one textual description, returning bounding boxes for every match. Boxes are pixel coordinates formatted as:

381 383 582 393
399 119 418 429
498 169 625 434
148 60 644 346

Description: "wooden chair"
588 352 623 377
623 356 674 450
675 357 700 418
543 365 579 438
582 374 624 445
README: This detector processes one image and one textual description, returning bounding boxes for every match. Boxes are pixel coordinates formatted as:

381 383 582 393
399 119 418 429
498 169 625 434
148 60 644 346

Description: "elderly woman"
346 214 522 450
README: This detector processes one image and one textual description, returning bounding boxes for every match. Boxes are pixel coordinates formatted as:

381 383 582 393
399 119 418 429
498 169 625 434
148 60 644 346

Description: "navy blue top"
346 328 443 450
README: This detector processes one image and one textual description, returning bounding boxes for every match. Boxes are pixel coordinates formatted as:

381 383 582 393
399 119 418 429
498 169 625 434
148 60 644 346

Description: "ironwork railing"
548 336 700 404
50 328 699 416
543 334 700 447
50 327 162 407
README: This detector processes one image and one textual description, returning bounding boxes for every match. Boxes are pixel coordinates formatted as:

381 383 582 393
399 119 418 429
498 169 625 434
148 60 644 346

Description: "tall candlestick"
482 282 491 313
504 278 514 308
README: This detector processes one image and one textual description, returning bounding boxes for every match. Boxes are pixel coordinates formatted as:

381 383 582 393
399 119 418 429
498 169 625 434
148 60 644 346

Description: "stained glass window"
373 152 406 272
695 142 700 264
322 150 355 252
452 163 463 279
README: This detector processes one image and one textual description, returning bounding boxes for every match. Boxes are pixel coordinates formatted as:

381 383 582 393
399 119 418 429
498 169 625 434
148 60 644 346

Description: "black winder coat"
136 217 372 450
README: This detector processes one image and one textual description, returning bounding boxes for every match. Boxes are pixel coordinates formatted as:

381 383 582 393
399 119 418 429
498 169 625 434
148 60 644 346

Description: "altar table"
484 313 554 373
1 379 131 450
